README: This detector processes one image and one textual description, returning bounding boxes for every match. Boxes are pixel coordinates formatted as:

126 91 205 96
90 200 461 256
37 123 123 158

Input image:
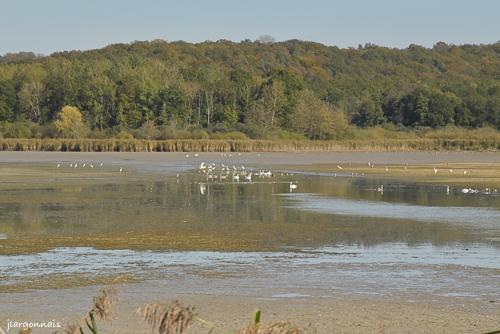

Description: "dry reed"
0 138 498 152
237 322 305 334
136 300 195 334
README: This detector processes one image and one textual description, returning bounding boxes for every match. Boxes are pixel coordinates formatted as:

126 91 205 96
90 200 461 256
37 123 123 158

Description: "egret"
119 167 123 173
463 170 467 175
233 174 240 182
377 185 384 194
337 165 343 170
289 182 298 192
245 172 252 182
186 154 190 158
433 168 439 174
57 163 60 168
445 185 450 195
199 183 207 195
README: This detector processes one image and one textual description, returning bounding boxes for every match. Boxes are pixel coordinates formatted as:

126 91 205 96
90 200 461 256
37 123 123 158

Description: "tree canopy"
0 39 499 139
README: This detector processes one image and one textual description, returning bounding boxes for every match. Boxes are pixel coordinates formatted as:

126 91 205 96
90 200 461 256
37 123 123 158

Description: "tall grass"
0 138 498 152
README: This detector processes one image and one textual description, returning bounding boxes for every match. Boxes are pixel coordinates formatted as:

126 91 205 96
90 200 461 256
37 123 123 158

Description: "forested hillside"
0 39 499 140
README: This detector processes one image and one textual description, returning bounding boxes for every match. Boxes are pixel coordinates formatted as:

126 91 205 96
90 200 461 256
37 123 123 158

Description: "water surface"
0 163 499 299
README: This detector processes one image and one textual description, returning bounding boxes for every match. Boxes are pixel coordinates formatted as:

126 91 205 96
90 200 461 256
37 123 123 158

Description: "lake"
0 155 499 304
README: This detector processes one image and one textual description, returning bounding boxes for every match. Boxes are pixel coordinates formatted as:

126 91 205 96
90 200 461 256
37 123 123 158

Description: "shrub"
191 129 210 139
210 131 249 140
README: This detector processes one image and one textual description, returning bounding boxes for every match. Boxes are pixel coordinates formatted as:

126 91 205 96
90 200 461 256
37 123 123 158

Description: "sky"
1 0 499 55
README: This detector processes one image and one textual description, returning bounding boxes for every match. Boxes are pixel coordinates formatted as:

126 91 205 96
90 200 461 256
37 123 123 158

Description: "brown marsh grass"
0 138 499 152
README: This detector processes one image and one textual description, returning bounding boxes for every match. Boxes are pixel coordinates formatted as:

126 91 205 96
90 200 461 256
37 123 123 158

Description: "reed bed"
0 138 498 152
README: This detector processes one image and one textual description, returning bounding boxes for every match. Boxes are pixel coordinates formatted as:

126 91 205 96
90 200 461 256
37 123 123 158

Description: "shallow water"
0 163 499 298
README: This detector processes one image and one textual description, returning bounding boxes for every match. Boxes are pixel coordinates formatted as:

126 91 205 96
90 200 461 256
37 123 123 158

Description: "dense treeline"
0 39 499 140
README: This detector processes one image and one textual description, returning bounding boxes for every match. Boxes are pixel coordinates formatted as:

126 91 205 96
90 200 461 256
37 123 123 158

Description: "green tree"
290 90 335 139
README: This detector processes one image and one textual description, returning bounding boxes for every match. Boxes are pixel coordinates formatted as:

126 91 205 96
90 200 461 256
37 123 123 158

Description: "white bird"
461 188 469 194
433 168 439 174
233 174 240 182
199 183 207 195
289 182 298 192
337 165 343 170
74 164 78 169
90 164 94 169
83 163 86 168
377 185 384 194
448 169 453 174
463 170 467 175
445 185 450 195
119 167 123 173
385 167 389 172
70 163 73 167
194 153 199 157
186 154 190 158
199 162 206 170
100 162 103 167
57 163 60 168
245 172 252 182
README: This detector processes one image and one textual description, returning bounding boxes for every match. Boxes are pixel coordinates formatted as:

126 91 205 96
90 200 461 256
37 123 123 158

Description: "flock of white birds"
54 155 497 196
56 161 123 173
196 160 298 193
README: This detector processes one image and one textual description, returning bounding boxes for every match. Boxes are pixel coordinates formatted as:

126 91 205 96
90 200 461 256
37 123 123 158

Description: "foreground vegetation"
0 39 499 142
48 288 309 334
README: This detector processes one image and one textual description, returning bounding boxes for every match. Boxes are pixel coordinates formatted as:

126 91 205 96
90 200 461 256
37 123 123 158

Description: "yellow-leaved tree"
54 105 87 138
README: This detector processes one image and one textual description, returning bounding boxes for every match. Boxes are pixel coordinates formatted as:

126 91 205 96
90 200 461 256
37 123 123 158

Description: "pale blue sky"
1 0 499 54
